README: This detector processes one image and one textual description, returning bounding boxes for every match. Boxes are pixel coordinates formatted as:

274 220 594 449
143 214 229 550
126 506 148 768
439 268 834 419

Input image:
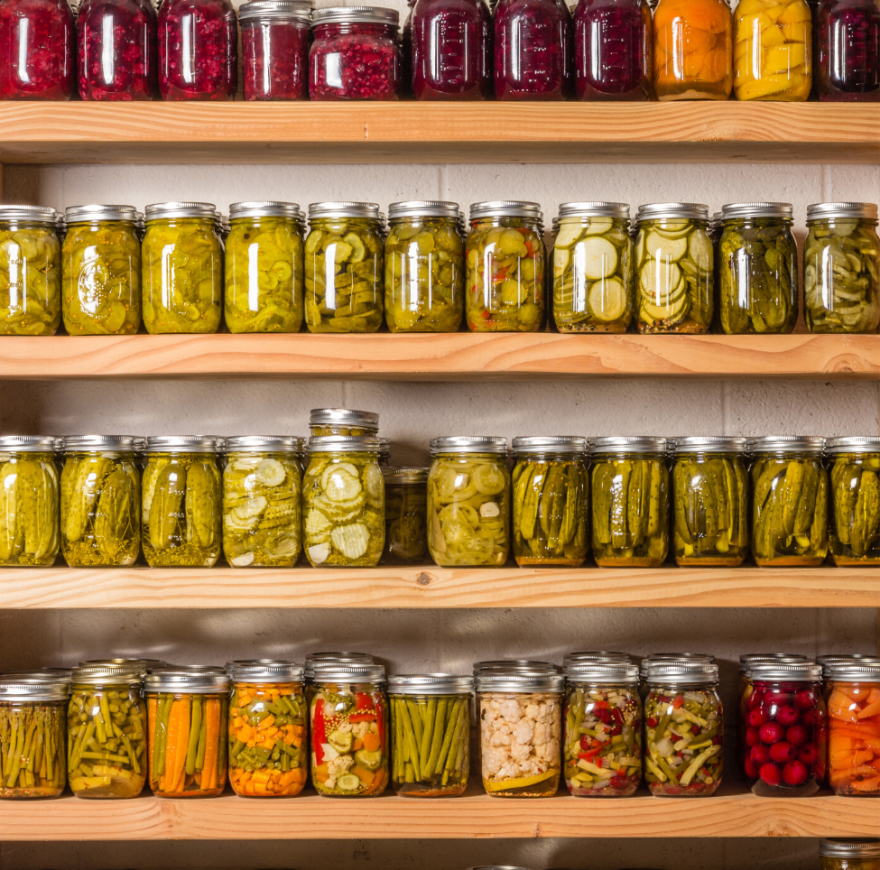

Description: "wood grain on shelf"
0 102 876 164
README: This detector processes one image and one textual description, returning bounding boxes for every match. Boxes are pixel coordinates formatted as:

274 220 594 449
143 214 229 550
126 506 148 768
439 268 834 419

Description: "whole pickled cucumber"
0 462 22 561
20 461 56 560
185 463 217 549
149 464 186 551
94 469 135 560
64 457 112 543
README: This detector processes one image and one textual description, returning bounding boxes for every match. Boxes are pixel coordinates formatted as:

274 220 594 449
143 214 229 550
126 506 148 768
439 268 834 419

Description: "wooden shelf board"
0 102 876 164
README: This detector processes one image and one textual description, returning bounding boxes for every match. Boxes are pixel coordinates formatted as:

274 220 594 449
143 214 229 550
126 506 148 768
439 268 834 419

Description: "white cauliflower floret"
482 746 510 776
524 703 540 720
500 699 524 723
510 741 531 761
539 737 560 761
328 755 354 776
336 721 353 734
513 718 534 744
491 728 512 747
353 721 371 738
497 761 522 780
325 775 337 789
533 721 549 745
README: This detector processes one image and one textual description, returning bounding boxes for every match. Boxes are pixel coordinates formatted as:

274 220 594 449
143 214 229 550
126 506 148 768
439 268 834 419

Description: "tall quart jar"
427 436 510 567
142 436 222 568
382 467 429 564
385 200 464 333
240 0 311 100
553 201 633 333
511 436 590 567
749 436 828 567
225 201 304 333
0 436 59 567
309 408 379 437
591 436 669 568
466 201 545 332
817 0 880 100
804 202 880 334
305 202 385 333
821 841 880 870
828 437 880 565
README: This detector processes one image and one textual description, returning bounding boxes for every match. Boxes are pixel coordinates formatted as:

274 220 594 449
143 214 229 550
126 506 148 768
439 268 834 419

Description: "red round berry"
759 762 781 786
786 724 807 746
798 743 817 766
794 690 816 710
759 721 784 744
751 744 770 765
744 757 758 779
775 705 800 727
749 708 768 728
783 759 809 786
745 727 760 747
769 741 796 763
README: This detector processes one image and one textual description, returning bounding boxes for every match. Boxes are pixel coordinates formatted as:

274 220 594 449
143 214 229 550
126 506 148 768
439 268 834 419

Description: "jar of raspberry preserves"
816 0 880 100
240 0 311 100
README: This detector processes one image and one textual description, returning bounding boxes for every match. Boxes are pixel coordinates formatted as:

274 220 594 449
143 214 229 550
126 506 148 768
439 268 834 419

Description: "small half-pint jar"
382 467 429 564
828 437 880 565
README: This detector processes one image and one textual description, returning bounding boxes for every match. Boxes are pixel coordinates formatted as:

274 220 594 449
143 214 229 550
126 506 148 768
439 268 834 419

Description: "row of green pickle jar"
1 199 877 337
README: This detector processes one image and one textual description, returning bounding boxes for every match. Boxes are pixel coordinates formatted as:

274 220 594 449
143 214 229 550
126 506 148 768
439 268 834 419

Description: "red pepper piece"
356 693 375 711
313 698 326 765
349 713 377 723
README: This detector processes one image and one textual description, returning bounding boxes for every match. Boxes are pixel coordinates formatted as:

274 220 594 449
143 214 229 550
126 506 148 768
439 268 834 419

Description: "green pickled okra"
0 702 67 797
0 224 61 336
831 452 880 564
382 478 428 565
0 455 59 567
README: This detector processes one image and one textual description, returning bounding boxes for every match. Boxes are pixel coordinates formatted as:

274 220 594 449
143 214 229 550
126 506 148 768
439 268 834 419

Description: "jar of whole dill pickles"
382 467 428 565
309 408 379 438
827 437 880 565
820 840 880 870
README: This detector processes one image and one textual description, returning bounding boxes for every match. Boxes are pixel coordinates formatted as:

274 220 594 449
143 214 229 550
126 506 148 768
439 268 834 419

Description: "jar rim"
309 408 379 428
72 663 142 684
826 436 880 453
0 205 57 225
721 202 793 220
430 436 508 455
228 660 304 682
62 435 142 451
747 436 825 454
388 200 461 220
0 675 70 701
476 671 564 693
673 436 748 454
304 651 374 678
144 666 230 693
308 435 380 454
144 436 221 453
388 673 473 694
557 202 629 220
311 5 398 25
65 204 139 223
224 436 300 453
591 436 667 454
645 663 719 684
312 662 386 682
637 202 709 222
564 662 640 683
750 661 823 680
820 841 880 859
562 651 633 666
0 435 58 453
807 202 878 221
473 659 560 674
145 201 216 221
470 200 543 222
512 435 588 455
229 201 304 219
239 0 312 20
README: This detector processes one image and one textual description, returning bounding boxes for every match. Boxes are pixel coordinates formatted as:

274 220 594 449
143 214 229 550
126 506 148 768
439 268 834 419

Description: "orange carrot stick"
200 699 220 792
173 698 191 793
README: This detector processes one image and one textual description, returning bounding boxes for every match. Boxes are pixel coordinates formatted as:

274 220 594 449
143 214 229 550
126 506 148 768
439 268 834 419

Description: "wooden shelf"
0 102 876 164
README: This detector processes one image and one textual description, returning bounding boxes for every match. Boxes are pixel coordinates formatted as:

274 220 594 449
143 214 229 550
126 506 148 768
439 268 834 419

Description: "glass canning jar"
61 435 141 568
385 201 464 333
511 436 590 567
228 661 308 796
309 7 401 100
310 662 389 796
821 840 880 870
309 408 380 438
427 436 510 567
827 437 880 565
493 0 572 100
382 467 429 565
635 203 713 334
305 202 385 333
240 0 311 100
303 436 385 567
718 202 798 334
672 436 748 567
225 201 304 334
158 0 237 100
0 675 68 798
62 204 141 335
749 436 828 567
142 436 222 568
145 667 229 797
466 200 545 332
804 202 880 334
77 0 157 100
817 0 880 100
553 201 633 333
142 202 223 334
223 436 302 568
389 673 472 796
0 205 61 336
0 436 59 567
591 437 669 568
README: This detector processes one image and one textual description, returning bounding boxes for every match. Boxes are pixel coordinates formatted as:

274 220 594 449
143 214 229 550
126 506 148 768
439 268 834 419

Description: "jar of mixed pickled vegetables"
142 436 222 568
303 436 385 567
805 202 880 334
476 669 563 797
591 436 669 568
0 205 61 336
228 660 308 796
61 435 141 568
389 673 472 796
385 200 464 332
564 662 641 797
222 436 301 568
749 436 828 567
821 840 880 870
305 202 385 333
816 0 880 101
240 0 311 100
309 408 380 438
310 662 389 796
635 203 713 334
225 201 304 334
466 201 545 333
828 437 880 565
142 202 223 335
428 436 510 567
382 467 428 564
511 436 589 567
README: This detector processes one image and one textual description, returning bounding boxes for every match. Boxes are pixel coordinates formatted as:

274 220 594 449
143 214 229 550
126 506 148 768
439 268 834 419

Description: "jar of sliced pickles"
427 436 510 567
61 435 141 568
305 201 384 333
0 205 61 336
0 436 59 567
142 436 222 568
382 467 428 564
821 840 880 870
385 200 464 332
805 202 880 334
389 673 472 796
591 436 669 568
635 203 713 334
145 666 229 797
466 201 545 332
749 436 828 567
309 408 379 438
827 437 880 565
303 436 385 567
672 436 748 567
222 436 301 568
511 436 589 567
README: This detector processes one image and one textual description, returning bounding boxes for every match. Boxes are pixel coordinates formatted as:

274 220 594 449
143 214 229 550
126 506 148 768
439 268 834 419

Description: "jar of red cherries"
816 0 880 101
743 661 825 797
310 6 401 100
240 0 311 100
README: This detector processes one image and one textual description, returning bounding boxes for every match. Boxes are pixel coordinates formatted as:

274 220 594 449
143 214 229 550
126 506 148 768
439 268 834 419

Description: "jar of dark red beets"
310 6 401 100
240 0 311 100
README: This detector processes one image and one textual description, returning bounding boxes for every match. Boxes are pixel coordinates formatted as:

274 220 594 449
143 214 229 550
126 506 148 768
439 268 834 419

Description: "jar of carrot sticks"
144 666 230 798
228 660 308 797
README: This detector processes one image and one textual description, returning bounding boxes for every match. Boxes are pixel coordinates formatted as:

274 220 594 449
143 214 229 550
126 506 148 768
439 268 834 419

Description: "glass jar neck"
390 216 458 228
147 451 217 461
69 220 137 231
313 22 396 38
515 452 586 463
649 681 718 691
310 216 381 230
73 680 139 692
471 216 540 231
723 217 791 230
754 451 822 462
147 217 215 230
596 451 665 462
242 14 308 28
234 680 303 691
676 451 740 462
833 452 880 462
568 680 636 692
0 220 56 232
435 451 504 461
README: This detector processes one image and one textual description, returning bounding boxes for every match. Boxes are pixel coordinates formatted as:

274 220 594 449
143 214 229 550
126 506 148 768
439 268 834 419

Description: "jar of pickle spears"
820 840 880 870
382 467 429 564
827 437 880 565
309 408 380 438
240 0 311 100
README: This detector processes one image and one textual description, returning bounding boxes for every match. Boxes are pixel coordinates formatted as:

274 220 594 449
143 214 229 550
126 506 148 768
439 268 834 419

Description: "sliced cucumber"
639 260 682 301
653 220 691 238
554 246 570 272
646 231 688 261
344 232 366 262
583 218 614 236
554 224 583 249
577 237 618 281
589 278 626 322
687 229 713 265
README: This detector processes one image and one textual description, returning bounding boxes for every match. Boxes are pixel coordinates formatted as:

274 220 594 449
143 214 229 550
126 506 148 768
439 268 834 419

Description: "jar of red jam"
743 661 825 797
310 6 401 100
240 0 311 100
493 0 572 99
816 0 880 101
158 0 237 100
0 0 75 100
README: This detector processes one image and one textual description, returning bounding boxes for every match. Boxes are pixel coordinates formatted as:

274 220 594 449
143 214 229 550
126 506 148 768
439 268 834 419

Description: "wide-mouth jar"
382 467 429 565
820 839 880 870
309 408 379 437
827 437 880 565
563 651 632 667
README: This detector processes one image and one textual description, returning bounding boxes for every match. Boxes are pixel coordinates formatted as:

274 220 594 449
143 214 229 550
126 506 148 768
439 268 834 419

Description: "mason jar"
816 0 880 101
821 841 880 870
828 437 880 565
309 408 379 438
142 436 222 568
304 651 375 705
382 467 429 565
427 436 510 567
61 435 141 568
240 0 311 100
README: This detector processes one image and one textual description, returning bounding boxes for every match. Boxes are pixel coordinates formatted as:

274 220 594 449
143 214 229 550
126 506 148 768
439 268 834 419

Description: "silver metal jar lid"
229 201 303 219
144 436 221 453
145 202 217 221
0 205 57 225
62 435 141 452
674 436 748 454
825 661 880 682
641 652 715 677
388 201 461 221
388 674 473 695
637 203 709 222
430 436 508 455
591 436 667 455
512 436 588 455
311 5 398 25
475 670 564 693
308 436 380 454
0 675 69 701
144 666 230 693
309 408 379 429
304 651 373 679
645 663 719 685
239 0 312 20
228 660 304 683
748 436 825 454
557 202 629 220
224 436 300 453
308 201 382 220
470 201 543 221
376 437 390 454
474 659 560 674
820 841 880 859
3 667 73 681
739 653 807 674
721 202 793 220
827 437 880 454
71 663 142 685
808 202 879 222
82 657 167 676
749 661 822 681
311 662 386 683
565 662 640 684
0 436 58 453
382 466 428 484
66 204 139 223
563 651 632 666
819 653 880 665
